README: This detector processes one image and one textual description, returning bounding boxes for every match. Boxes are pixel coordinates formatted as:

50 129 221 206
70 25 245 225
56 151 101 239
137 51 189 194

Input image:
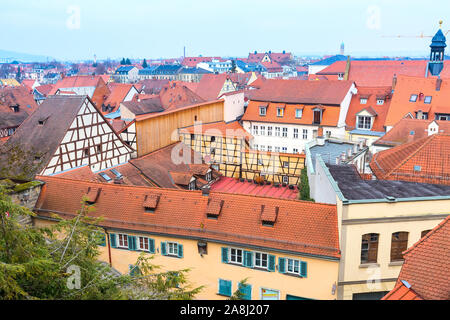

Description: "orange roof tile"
394 215 450 300
385 75 450 127
34 175 340 259
345 86 392 132
370 134 450 185
381 281 423 300
194 74 231 101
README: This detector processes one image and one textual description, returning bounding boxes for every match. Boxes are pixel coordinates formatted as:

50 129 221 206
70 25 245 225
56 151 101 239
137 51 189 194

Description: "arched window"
390 232 409 262
361 233 379 264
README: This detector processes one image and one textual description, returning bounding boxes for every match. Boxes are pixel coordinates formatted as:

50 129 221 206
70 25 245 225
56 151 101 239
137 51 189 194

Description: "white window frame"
282 147 287 153
260 126 266 136
229 248 243 265
259 107 267 116
275 146 280 153
282 176 289 184
167 241 179 256
302 129 308 140
282 127 288 138
267 146 272 152
275 127 280 137
293 148 299 154
254 252 269 269
138 236 149 251
357 116 372 130
253 125 258 135
267 126 273 136
360 98 367 104
118 234 128 249
286 258 301 275
424 96 432 104
188 180 196 190
293 128 299 139
277 108 284 117
295 109 303 118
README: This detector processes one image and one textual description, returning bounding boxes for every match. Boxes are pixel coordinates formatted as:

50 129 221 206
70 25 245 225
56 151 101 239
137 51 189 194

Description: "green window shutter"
219 279 232 296
300 261 307 278
177 244 183 258
99 234 106 247
239 283 252 300
221 247 229 263
161 242 167 256
268 255 276 272
149 238 155 253
278 257 286 274
128 236 136 250
243 251 253 268
109 233 117 248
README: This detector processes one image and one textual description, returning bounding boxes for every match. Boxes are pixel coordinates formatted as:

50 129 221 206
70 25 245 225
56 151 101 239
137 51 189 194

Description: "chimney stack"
392 74 397 91
436 77 442 91
202 186 210 197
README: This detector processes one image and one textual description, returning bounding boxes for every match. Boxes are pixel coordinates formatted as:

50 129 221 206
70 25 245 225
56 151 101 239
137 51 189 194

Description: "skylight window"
424 96 432 104
413 165 422 172
99 172 112 182
409 94 418 102
377 99 384 105
110 168 122 179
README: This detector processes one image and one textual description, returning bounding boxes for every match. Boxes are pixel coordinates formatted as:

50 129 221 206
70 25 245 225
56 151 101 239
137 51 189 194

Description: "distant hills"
0 49 53 63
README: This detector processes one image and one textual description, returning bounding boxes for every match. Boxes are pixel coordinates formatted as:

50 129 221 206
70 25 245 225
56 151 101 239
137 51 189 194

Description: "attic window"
277 107 284 117
206 198 224 219
143 194 161 213
424 96 432 104
360 98 367 104
409 94 418 102
38 117 48 126
10 105 20 112
414 165 422 172
376 99 384 105
259 107 267 116
99 172 112 182
260 205 279 227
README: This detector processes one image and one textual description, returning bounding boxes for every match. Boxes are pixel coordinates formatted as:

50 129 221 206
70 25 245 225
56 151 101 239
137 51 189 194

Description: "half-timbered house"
0 95 133 181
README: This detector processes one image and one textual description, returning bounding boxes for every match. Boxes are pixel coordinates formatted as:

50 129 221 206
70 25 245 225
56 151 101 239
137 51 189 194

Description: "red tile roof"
103 83 136 112
34 84 54 96
0 86 39 129
247 79 354 105
346 86 392 132
375 118 450 147
318 60 450 87
194 74 231 101
381 281 423 300
370 134 450 185
34 175 340 259
393 215 450 300
210 177 298 199
49 76 104 95
385 75 450 127
181 56 222 68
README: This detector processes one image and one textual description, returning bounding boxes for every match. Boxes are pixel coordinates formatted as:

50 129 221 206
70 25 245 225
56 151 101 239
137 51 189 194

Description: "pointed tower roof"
430 21 447 48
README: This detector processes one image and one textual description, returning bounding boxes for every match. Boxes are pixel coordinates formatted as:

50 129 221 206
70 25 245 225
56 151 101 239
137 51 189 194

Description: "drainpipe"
104 228 112 267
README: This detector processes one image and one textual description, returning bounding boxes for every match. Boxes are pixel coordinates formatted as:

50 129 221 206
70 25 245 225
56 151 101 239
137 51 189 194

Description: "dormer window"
357 116 372 130
313 109 322 125
295 109 303 118
360 98 367 104
277 107 284 117
410 94 418 102
424 96 432 104
259 107 267 116
338 73 344 80
10 105 20 112
376 99 384 105
188 180 196 190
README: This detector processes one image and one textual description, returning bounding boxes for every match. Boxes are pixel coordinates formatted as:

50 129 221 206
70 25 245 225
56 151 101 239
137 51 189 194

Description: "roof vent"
260 205 279 227
85 187 101 204
386 196 396 202
206 198 224 219
143 194 161 212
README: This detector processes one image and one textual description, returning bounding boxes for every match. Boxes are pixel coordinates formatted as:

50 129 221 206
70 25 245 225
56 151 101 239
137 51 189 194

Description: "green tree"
228 278 249 300
142 59 148 68
298 166 314 202
0 187 202 300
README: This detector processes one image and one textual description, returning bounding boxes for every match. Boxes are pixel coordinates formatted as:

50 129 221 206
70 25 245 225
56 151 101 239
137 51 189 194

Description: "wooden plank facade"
135 100 224 157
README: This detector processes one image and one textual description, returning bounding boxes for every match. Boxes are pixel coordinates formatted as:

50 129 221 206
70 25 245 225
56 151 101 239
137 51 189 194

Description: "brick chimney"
392 74 397 91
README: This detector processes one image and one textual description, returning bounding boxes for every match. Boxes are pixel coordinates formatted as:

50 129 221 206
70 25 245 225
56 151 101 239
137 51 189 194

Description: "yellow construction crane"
381 20 449 38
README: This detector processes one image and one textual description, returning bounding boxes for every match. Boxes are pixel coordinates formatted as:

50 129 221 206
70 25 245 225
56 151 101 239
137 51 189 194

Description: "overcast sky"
1 0 449 61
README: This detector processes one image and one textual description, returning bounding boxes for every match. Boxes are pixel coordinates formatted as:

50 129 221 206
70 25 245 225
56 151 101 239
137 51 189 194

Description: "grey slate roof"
310 141 355 169
326 164 450 201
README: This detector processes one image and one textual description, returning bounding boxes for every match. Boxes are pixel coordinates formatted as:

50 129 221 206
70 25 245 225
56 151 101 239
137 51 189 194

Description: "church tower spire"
428 20 447 76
